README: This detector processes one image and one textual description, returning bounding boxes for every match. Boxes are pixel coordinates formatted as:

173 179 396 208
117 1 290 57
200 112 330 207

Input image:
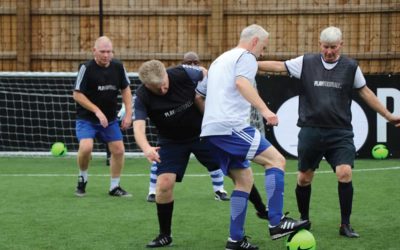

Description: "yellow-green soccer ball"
286 229 316 250
371 144 389 159
51 142 67 157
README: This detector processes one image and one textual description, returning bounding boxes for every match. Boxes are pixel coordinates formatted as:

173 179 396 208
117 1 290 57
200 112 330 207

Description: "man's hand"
95 110 108 128
144 146 161 163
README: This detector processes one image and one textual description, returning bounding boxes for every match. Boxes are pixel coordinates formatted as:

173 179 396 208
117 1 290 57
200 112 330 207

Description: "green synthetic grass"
0 156 399 250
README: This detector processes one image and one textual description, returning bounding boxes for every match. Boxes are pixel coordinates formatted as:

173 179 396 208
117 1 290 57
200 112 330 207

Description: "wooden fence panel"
0 0 398 73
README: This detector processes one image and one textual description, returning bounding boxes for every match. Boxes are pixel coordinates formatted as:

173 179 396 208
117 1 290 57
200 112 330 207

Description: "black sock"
295 184 311 220
156 201 174 236
249 184 266 213
338 181 353 225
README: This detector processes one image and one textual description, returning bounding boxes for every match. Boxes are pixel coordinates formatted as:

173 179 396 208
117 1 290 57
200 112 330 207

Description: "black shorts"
157 137 219 182
297 127 356 172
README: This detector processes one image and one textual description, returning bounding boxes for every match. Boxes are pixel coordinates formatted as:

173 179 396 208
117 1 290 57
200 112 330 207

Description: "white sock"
110 177 120 191
148 162 157 194
79 170 88 182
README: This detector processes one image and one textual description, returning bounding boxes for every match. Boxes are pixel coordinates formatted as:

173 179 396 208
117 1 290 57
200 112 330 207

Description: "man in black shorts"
144 51 230 203
258 26 400 238
73 36 132 197
133 59 229 248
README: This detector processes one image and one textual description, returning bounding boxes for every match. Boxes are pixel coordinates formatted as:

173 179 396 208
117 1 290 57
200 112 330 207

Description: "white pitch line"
0 166 399 177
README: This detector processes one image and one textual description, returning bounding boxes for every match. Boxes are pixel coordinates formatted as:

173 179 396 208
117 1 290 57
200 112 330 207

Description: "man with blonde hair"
73 36 132 197
133 59 226 248
258 26 400 238
201 24 309 250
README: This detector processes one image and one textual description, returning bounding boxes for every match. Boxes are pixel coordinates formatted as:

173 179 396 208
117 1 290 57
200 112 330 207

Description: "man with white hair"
258 26 400 238
201 24 309 250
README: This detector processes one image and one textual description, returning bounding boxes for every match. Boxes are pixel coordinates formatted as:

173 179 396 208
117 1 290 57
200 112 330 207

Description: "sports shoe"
269 212 310 240
339 224 359 238
215 190 230 201
109 186 132 197
146 193 156 202
75 176 87 197
225 236 258 250
256 209 269 220
146 234 172 248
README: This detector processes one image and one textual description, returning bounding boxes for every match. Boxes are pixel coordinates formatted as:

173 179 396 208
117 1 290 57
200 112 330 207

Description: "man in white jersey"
258 26 400 238
201 24 309 250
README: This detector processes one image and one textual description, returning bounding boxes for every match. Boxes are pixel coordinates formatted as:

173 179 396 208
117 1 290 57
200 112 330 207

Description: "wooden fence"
0 0 399 73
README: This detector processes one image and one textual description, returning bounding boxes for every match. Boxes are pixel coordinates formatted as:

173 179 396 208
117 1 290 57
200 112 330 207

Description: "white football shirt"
201 48 258 136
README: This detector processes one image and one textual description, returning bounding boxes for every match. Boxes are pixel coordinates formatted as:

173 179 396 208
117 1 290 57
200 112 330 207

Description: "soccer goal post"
0 72 158 157
0 72 265 157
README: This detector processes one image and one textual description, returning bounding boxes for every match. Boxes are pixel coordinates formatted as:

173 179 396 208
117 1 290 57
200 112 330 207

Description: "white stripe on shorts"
233 128 261 160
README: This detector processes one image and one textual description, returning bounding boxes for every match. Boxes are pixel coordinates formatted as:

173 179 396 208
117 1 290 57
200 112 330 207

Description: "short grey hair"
239 24 269 42
320 26 342 43
138 60 166 85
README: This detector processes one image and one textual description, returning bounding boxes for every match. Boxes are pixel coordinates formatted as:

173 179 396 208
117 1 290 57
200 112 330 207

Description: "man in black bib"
258 26 400 238
73 36 132 197
134 59 226 248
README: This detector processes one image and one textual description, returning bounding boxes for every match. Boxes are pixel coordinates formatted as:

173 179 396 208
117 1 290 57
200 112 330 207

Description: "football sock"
230 190 249 241
157 201 174 236
296 184 311 220
338 181 353 225
249 184 267 213
148 162 157 194
79 170 88 182
265 168 284 226
209 169 225 192
110 177 120 190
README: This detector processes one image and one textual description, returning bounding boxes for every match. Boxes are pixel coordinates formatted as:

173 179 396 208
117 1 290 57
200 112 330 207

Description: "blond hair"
138 60 166 85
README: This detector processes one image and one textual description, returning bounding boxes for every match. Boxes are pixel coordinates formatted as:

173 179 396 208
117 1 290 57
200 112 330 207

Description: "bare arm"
120 87 133 130
358 86 400 127
257 61 287 72
73 90 108 127
194 93 205 114
133 120 161 162
236 76 278 126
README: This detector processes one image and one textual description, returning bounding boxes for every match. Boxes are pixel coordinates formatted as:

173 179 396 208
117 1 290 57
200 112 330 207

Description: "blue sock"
230 190 249 241
265 168 284 226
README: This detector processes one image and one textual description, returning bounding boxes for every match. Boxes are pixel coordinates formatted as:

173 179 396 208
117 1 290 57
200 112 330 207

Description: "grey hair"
239 24 269 42
138 60 166 85
320 26 342 43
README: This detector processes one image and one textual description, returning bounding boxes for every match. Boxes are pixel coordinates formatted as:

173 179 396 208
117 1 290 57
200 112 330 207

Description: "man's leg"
336 164 359 238
146 173 175 248
75 138 93 196
253 145 309 240
147 161 158 202
107 140 131 197
296 170 314 221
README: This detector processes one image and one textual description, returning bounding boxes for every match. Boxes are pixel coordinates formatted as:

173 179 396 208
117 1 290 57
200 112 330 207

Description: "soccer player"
257 26 400 238
201 24 309 250
73 36 132 197
133 59 229 248
145 51 229 203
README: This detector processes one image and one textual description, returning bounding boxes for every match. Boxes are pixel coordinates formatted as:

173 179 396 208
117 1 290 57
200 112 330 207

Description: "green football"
51 142 67 157
371 144 389 159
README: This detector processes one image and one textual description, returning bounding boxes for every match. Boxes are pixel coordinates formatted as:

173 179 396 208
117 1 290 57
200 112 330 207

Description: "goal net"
0 72 265 156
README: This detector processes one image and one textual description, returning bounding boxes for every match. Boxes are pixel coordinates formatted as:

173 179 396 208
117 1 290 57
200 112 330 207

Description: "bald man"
73 36 133 197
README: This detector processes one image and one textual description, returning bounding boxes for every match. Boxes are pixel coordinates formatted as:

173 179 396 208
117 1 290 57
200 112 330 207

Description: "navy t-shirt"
134 65 203 141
